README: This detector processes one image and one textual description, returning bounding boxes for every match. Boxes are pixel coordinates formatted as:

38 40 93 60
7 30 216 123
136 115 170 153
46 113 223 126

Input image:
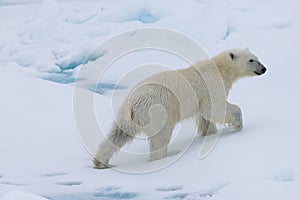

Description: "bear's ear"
228 52 235 60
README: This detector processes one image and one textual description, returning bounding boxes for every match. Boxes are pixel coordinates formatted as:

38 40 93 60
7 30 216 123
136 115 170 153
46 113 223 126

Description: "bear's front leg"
197 117 218 136
225 102 243 132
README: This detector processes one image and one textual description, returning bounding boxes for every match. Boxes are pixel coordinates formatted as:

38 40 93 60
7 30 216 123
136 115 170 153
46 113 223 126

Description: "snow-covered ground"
1 0 300 199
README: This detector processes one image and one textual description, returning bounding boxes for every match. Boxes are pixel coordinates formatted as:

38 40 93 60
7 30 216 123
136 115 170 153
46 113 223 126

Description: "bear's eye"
249 59 254 63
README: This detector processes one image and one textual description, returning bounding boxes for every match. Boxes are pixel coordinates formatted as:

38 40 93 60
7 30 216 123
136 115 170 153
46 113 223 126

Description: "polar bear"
93 48 267 169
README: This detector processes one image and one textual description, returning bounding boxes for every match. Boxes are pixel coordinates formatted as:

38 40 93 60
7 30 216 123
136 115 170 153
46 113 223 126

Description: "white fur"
93 48 266 168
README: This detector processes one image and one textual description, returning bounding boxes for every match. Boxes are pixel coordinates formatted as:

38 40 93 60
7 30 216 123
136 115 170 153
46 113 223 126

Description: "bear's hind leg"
148 123 175 162
93 123 137 169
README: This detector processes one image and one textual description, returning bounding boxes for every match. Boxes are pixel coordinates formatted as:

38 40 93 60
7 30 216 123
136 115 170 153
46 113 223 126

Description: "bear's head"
225 48 267 77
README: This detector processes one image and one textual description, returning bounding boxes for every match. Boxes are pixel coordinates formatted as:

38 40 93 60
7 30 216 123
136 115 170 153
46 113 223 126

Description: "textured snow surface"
1 0 300 199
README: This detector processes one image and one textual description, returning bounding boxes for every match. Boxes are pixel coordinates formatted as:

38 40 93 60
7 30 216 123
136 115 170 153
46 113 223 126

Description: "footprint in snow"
156 185 183 192
0 181 28 186
164 193 189 200
41 172 68 177
55 181 82 186
271 169 297 182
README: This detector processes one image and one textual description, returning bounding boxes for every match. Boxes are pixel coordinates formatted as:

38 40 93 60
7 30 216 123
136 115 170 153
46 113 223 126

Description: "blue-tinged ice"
156 185 183 192
119 8 160 24
49 186 138 200
89 83 127 95
222 26 232 40
164 193 188 200
41 71 77 84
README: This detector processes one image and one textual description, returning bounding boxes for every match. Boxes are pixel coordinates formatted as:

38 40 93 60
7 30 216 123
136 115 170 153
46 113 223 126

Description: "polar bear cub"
93 48 267 169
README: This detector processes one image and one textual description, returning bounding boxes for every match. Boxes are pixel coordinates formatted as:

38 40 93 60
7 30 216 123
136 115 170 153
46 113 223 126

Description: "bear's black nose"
254 66 267 75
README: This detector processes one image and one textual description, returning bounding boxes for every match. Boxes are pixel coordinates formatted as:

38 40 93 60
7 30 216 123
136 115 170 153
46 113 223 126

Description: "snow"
1 0 300 199
1 191 47 200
